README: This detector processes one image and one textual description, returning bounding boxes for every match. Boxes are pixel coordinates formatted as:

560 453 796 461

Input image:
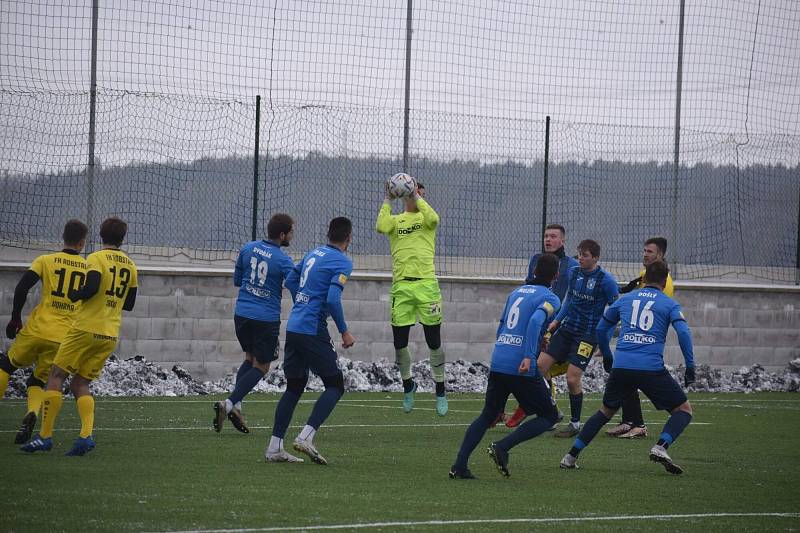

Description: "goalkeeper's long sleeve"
415 198 440 229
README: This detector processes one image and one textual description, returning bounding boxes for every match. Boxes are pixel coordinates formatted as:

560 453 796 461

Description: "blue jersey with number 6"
491 284 561 377
600 287 692 371
286 245 353 337
233 240 295 322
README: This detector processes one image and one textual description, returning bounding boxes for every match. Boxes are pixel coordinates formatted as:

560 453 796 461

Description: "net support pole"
671 0 686 276
541 116 551 251
796 175 800 285
252 95 261 241
86 0 99 254
402 0 413 173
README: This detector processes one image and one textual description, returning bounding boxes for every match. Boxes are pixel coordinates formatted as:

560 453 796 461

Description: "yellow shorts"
53 328 118 381
8 329 60 383
550 361 569 378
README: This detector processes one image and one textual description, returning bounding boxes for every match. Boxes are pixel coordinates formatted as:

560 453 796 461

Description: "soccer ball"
386 173 416 199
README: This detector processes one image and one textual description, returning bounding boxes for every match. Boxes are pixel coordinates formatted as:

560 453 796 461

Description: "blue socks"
236 360 253 383
569 393 583 424
228 366 265 406
658 410 693 449
455 408 497 470
495 415 554 451
307 386 344 430
272 389 301 439
569 410 611 457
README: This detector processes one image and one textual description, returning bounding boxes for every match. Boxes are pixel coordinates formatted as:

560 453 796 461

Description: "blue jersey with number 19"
491 284 561 378
233 240 295 322
286 245 353 337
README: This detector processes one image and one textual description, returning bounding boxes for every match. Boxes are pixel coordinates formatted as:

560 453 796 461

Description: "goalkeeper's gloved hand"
684 366 696 387
603 356 613 374
619 277 642 294
6 318 22 339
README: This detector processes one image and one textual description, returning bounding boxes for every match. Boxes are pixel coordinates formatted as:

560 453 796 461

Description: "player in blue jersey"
537 239 619 438
503 223 579 429
213 213 295 435
449 254 561 479
560 261 696 474
265 217 355 465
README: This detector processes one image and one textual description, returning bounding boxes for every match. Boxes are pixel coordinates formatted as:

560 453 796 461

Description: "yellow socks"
40 390 64 439
76 395 95 439
0 370 9 398
26 385 45 415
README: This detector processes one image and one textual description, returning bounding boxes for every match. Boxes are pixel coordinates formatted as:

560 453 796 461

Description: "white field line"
2 397 796 405
144 512 800 533
0 419 712 433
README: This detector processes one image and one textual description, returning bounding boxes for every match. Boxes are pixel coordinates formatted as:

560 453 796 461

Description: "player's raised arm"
414 190 439 229
376 183 396 235
68 269 101 302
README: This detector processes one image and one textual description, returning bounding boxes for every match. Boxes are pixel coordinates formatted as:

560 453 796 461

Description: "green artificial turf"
1 392 798 532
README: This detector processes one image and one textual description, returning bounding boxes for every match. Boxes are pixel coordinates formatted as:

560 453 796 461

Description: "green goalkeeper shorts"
390 279 443 327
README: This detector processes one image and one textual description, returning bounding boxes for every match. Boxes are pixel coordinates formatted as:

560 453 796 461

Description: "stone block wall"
1 265 798 379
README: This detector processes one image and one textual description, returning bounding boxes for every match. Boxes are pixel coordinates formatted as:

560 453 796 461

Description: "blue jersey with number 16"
491 284 561 378
286 245 353 337
233 240 295 322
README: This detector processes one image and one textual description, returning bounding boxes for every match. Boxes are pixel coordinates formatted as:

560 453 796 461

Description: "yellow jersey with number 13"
71 249 138 337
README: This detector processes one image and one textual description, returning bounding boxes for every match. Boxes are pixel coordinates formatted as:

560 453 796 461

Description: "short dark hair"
644 260 670 286
533 253 559 282
416 181 425 190
645 236 668 256
577 239 601 258
545 224 566 236
99 217 127 247
327 217 352 244
267 213 293 240
62 219 88 246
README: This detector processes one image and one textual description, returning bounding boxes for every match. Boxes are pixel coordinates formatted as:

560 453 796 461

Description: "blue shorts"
233 315 280 364
603 368 687 412
282 331 340 379
484 371 559 423
547 327 597 372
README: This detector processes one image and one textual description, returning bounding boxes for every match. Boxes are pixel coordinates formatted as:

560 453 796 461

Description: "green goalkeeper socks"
430 347 446 383
395 347 412 381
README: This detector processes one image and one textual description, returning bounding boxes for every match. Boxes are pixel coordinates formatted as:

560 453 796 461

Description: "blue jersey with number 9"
234 240 295 322
286 245 353 337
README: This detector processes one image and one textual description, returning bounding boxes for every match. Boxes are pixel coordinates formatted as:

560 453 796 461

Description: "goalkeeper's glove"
6 318 22 339
602 356 613 374
684 366 696 387
619 277 642 294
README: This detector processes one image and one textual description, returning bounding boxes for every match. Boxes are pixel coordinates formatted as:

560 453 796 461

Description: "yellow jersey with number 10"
23 251 88 343
71 249 138 337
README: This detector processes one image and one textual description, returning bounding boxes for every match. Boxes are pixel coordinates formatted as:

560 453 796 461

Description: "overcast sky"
1 0 798 172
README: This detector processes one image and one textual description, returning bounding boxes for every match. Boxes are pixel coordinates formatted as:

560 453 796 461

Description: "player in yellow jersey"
376 177 448 416
606 236 675 439
21 217 138 456
1 220 89 444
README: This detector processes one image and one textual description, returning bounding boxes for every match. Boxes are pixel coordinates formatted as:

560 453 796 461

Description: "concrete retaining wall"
1 264 798 379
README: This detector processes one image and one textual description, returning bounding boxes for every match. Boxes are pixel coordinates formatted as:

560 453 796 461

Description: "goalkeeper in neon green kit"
376 176 448 416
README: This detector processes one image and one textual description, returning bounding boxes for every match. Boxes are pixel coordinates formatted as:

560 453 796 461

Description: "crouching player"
1 219 88 443
449 253 561 479
21 217 138 456
560 261 696 475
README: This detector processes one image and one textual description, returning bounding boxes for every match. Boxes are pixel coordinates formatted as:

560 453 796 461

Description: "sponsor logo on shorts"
622 332 656 344
429 302 441 315
497 333 523 346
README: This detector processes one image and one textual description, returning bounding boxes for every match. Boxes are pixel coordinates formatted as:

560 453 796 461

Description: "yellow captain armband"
542 302 555 318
